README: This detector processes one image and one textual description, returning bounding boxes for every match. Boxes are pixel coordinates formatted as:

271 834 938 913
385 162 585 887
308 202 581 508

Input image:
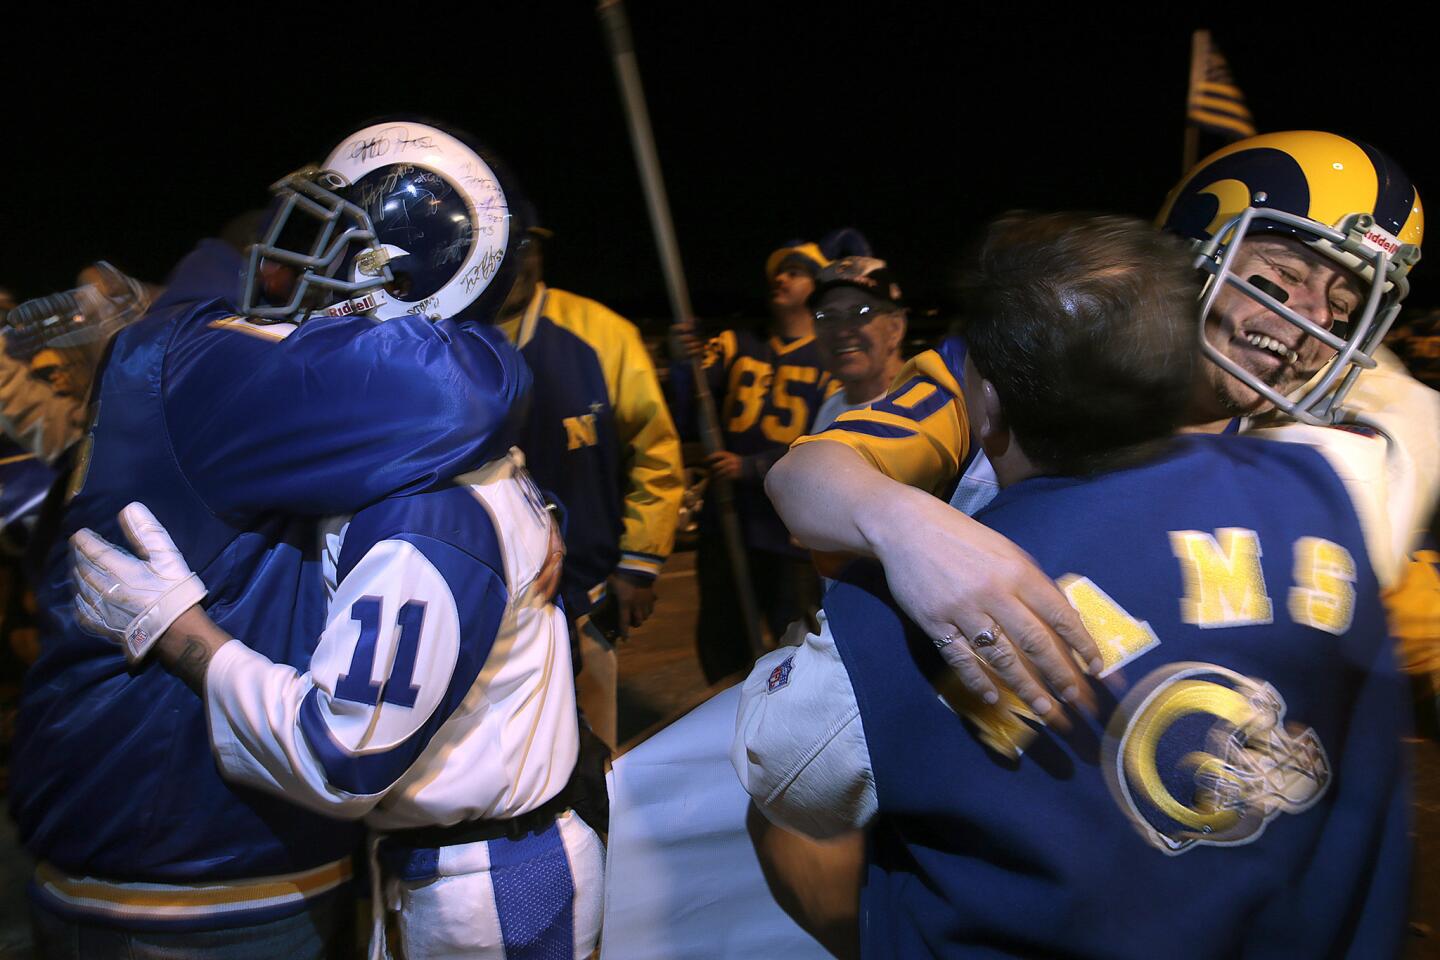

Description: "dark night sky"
8 5 1440 328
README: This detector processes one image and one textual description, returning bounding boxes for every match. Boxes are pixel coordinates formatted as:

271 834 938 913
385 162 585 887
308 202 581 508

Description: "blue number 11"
334 597 427 708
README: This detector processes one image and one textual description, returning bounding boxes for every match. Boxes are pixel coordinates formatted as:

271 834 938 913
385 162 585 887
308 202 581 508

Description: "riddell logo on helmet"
1361 227 1402 256
324 293 382 318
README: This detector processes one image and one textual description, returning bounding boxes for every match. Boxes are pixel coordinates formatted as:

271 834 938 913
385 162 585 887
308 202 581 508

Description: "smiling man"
1187 237 1359 422
810 257 908 433
1158 131 1422 431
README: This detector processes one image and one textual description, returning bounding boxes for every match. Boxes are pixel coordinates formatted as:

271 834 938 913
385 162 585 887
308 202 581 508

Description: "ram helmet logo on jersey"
1103 661 1330 855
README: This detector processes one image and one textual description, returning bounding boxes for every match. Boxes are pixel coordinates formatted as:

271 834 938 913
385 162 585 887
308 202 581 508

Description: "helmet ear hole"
386 272 414 299
243 121 527 324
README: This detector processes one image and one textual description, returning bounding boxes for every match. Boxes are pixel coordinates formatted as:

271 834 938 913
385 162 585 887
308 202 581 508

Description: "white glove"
71 502 208 664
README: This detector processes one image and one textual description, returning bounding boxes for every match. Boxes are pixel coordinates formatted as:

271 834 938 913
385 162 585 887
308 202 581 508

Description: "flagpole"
1182 29 1208 174
596 0 768 660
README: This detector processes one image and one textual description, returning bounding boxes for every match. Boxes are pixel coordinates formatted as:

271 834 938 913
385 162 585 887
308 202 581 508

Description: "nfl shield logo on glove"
767 655 794 694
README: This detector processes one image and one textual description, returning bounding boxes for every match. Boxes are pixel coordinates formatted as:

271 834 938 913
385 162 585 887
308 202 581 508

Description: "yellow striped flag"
1187 30 1256 141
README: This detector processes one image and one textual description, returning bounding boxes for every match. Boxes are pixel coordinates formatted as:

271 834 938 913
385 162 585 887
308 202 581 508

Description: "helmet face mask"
242 167 393 321
1194 205 1416 423
1159 131 1424 425
241 121 522 326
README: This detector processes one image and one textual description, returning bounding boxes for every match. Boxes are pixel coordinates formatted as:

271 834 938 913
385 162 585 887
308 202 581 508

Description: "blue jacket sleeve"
151 239 247 309
158 245 533 518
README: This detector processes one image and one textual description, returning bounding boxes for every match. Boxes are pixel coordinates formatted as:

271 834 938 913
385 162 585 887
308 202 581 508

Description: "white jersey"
1244 346 1440 588
204 450 579 831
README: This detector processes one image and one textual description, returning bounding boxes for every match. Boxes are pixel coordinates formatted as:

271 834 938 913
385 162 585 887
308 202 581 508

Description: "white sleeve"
1249 350 1440 588
730 612 877 839
205 538 472 818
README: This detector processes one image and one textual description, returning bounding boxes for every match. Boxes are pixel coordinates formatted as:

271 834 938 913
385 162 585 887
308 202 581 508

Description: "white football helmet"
241 120 528 325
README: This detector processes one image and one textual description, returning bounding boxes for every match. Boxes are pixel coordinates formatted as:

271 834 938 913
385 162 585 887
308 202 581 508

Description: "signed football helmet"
1158 130 1423 423
241 119 528 325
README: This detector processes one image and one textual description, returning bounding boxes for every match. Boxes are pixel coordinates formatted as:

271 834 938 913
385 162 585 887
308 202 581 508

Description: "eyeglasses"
812 303 894 326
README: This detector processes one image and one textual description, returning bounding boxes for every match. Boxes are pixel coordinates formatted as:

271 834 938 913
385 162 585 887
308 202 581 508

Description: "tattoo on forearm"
170 636 215 694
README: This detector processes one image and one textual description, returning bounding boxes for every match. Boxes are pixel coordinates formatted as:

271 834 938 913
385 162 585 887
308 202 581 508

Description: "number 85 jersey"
202 450 578 829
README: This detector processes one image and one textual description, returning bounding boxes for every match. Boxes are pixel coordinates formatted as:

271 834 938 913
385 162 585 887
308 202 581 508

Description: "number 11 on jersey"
334 597 428 708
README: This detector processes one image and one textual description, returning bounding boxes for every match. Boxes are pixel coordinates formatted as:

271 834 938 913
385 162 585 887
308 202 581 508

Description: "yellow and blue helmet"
1158 130 1423 423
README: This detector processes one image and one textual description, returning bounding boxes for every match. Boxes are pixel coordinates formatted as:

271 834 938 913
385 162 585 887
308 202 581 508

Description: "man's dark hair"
960 211 1199 476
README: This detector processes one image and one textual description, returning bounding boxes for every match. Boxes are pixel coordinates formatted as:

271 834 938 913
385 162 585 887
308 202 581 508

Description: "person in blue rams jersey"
671 235 855 682
493 232 684 748
770 130 1438 721
9 120 540 959
737 212 1433 958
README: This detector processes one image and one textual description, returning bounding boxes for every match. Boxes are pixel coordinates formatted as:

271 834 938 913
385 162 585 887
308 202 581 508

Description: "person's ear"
976 377 1011 457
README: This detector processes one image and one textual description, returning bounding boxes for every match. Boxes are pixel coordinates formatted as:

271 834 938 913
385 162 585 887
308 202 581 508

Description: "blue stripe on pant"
489 823 575 959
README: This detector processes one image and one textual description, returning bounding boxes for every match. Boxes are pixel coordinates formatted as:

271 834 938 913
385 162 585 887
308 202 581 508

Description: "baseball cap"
765 241 830 280
808 256 904 308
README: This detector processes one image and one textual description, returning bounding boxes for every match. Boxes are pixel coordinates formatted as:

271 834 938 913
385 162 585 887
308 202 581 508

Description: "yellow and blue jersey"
792 335 971 500
501 285 683 614
672 327 839 556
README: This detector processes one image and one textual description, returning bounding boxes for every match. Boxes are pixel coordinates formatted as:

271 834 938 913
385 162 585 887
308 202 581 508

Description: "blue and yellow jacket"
831 435 1407 958
501 285 683 615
